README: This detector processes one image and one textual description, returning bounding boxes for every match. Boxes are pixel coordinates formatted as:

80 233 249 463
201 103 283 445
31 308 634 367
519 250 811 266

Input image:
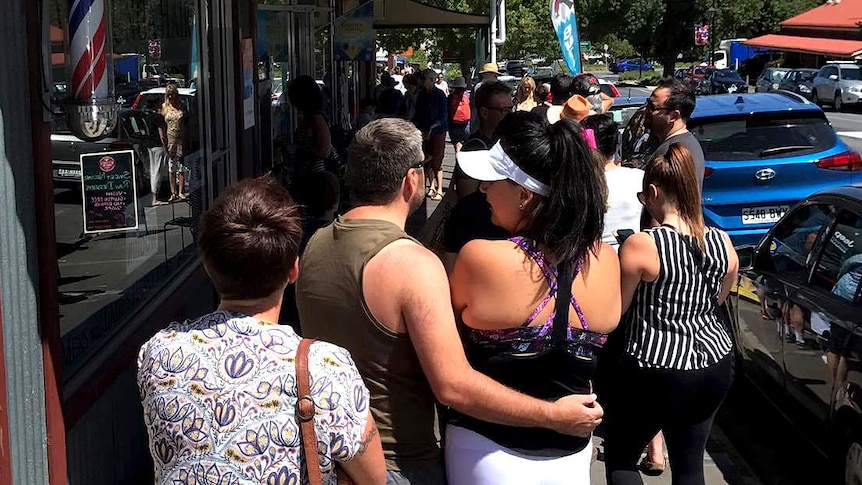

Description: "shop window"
50 0 207 378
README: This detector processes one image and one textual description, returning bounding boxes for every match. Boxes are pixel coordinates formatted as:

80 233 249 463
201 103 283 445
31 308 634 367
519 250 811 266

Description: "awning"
373 0 489 28
744 34 862 58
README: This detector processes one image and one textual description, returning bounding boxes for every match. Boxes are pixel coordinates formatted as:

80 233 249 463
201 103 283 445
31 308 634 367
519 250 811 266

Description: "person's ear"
287 257 300 284
649 183 661 201
519 186 535 210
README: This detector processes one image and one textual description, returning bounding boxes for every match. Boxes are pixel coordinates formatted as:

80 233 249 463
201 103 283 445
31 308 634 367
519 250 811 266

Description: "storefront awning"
373 0 489 28
744 34 862 58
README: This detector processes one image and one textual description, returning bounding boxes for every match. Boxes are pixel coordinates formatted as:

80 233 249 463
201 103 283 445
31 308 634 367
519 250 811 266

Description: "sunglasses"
645 102 674 113
483 105 513 115
404 159 425 177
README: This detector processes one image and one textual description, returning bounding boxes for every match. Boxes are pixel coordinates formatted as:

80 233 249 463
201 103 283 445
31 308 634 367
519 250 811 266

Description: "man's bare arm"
384 243 602 436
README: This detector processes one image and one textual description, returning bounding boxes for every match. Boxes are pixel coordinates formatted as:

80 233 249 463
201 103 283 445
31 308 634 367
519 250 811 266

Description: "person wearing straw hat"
470 62 501 133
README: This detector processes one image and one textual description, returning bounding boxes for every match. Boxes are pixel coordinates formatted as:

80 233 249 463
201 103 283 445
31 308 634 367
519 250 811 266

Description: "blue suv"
622 92 862 246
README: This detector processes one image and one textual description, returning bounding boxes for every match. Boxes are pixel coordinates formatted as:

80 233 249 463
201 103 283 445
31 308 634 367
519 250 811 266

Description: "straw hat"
479 63 500 75
561 95 593 122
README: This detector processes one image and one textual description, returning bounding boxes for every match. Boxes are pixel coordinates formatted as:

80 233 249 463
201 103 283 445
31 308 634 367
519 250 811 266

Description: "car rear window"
690 112 837 161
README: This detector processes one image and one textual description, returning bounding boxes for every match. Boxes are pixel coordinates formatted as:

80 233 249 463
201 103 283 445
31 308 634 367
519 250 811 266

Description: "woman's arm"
310 113 333 159
339 411 386 485
618 232 655 314
718 232 740 305
600 93 614 113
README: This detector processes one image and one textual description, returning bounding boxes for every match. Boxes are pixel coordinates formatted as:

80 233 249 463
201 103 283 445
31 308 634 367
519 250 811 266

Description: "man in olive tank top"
296 118 604 484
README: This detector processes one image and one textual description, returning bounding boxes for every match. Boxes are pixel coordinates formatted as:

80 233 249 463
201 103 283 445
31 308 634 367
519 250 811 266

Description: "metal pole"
490 0 497 64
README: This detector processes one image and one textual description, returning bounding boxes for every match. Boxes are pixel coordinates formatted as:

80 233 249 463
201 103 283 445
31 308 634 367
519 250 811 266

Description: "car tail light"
815 152 862 171
110 141 133 151
130 94 143 109
609 83 620 97
704 166 714 178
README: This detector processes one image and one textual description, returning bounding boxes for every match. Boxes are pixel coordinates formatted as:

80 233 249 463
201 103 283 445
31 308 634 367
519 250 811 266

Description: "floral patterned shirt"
137 311 370 485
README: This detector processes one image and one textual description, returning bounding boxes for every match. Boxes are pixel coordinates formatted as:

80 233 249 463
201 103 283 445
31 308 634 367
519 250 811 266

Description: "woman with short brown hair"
138 177 386 485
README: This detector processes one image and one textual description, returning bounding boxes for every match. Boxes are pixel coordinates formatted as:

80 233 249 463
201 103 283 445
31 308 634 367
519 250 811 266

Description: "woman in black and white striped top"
603 143 739 485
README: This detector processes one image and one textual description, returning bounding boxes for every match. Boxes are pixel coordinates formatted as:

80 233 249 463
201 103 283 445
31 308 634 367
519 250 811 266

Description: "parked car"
505 59 531 78
609 58 655 73
812 63 862 112
697 68 748 95
51 109 163 196
778 68 819 100
755 67 791 93
131 86 197 112
734 185 862 484
620 92 862 246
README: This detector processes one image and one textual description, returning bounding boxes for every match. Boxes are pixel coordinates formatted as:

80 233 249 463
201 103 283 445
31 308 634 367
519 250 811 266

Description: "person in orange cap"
561 94 594 122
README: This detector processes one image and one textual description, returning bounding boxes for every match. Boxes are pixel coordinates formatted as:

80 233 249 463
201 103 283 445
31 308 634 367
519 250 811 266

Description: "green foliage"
578 0 821 76
496 0 561 60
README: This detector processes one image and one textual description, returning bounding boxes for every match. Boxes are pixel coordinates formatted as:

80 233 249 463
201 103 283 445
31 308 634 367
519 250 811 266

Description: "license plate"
742 205 790 225
57 168 81 178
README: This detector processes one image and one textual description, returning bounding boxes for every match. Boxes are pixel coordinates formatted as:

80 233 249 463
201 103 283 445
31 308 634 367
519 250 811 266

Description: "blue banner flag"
551 0 582 74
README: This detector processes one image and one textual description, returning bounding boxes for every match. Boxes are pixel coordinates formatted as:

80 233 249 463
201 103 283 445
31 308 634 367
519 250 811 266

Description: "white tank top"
602 166 644 250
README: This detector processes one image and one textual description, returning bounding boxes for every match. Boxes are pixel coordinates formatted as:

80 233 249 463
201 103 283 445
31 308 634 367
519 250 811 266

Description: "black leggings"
602 353 734 485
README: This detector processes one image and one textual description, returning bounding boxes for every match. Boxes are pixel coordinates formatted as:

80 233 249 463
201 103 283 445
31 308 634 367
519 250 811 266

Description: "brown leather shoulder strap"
297 338 323 485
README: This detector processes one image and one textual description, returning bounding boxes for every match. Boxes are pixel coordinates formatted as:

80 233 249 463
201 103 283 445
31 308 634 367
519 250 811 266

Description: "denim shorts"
386 464 447 485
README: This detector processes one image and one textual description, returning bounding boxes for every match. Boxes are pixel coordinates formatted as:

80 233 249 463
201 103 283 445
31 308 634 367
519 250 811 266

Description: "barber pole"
64 0 118 141
68 0 109 100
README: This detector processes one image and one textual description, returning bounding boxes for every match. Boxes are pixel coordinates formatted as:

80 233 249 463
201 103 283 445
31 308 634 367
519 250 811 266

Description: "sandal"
431 191 443 201
426 188 438 199
168 194 179 202
638 456 667 476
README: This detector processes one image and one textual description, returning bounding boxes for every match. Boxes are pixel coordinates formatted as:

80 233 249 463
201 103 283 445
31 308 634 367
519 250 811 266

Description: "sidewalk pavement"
410 139 758 485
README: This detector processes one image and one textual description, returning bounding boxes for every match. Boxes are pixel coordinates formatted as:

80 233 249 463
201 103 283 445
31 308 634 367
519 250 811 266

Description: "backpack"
452 92 471 123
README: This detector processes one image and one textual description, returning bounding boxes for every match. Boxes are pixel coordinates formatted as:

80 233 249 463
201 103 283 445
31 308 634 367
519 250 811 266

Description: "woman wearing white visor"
446 111 622 484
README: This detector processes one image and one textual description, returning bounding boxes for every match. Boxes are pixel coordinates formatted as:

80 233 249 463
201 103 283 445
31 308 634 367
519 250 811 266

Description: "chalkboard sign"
80 150 139 234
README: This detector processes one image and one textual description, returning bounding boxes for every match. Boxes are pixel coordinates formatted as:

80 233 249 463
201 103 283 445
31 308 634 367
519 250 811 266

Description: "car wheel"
846 441 862 485
813 90 821 106
836 92 845 112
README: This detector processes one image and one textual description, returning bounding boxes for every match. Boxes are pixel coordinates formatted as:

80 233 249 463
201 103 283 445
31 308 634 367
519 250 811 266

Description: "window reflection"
51 0 205 377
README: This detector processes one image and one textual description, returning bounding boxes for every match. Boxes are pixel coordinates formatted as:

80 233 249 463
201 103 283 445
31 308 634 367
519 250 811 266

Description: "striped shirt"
624 225 733 370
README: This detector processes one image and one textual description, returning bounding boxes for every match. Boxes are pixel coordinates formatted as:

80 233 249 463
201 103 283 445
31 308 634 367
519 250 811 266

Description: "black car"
505 59 531 78
51 109 163 196
698 69 748 95
735 185 862 484
779 68 819 100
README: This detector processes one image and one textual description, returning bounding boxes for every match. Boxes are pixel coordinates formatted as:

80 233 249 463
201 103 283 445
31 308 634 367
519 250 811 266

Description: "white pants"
445 425 593 485
147 146 169 194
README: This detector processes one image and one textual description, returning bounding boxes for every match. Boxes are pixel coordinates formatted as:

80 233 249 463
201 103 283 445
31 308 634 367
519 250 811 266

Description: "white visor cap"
455 141 551 196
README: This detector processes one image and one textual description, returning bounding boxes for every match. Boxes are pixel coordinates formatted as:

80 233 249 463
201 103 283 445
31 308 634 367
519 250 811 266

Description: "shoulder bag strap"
552 260 575 347
297 338 324 485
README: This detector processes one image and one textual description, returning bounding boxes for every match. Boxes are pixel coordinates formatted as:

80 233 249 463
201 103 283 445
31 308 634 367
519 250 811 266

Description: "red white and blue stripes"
68 0 108 100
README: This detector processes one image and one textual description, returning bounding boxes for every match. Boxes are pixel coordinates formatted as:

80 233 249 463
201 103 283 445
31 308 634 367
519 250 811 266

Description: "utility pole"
706 4 716 66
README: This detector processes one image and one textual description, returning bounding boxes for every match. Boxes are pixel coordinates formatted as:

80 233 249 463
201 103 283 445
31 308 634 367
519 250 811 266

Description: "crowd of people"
136 71 740 485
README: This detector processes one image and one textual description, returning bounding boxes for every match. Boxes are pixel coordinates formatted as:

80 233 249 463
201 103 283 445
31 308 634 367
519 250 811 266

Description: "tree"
578 0 821 77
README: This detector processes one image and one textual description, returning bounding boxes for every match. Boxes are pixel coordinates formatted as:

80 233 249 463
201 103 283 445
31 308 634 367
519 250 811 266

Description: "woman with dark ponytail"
446 111 621 483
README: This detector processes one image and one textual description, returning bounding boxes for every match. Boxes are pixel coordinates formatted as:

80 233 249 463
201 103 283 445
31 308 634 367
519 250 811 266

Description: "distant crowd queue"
136 72 738 485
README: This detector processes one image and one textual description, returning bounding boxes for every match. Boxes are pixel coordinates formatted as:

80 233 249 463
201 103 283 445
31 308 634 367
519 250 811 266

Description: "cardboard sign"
80 150 139 234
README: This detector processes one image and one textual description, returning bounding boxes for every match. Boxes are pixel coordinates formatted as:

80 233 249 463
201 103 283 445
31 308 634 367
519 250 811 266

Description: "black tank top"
447 238 606 454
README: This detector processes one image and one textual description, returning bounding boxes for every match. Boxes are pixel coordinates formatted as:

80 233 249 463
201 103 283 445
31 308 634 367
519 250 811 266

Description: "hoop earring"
519 203 525 210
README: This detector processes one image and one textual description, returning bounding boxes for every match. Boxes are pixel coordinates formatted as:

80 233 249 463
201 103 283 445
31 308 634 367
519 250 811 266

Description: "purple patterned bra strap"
570 257 590 331
510 237 557 288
